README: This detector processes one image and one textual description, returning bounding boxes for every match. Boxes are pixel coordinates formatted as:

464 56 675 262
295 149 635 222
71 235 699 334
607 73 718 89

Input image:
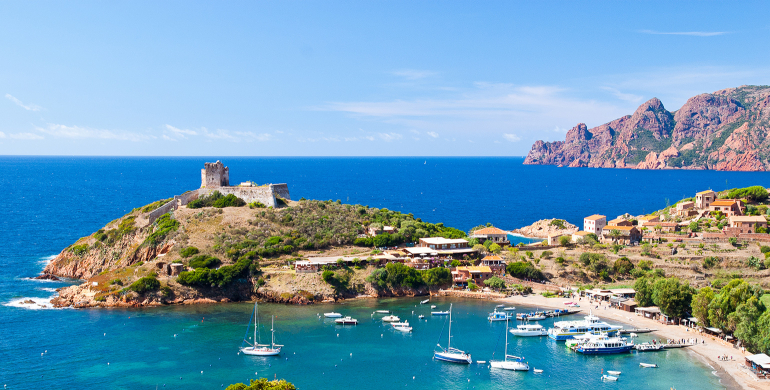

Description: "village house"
708 199 744 217
607 218 633 227
451 266 493 287
637 215 660 227
695 190 717 209
547 233 568 245
571 231 593 243
676 201 696 217
418 237 477 258
367 225 396 236
601 225 642 244
583 214 606 235
479 255 506 274
648 222 680 233
469 226 510 246
728 215 768 233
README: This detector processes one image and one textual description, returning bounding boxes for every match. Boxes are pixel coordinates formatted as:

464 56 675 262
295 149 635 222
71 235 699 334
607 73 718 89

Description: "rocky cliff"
524 85 770 171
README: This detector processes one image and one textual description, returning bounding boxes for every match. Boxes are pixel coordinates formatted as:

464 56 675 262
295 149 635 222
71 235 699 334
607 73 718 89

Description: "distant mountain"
523 85 770 171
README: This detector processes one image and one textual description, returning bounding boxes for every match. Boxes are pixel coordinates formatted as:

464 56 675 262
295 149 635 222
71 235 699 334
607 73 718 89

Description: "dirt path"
497 294 769 390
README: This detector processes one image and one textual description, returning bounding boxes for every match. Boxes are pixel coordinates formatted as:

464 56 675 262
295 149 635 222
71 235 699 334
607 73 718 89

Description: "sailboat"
490 317 529 371
240 301 283 356
433 304 472 364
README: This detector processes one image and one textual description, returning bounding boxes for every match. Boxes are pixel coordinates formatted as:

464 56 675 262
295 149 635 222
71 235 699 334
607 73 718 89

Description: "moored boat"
420 299 430 304
375 310 390 314
634 342 664 351
382 315 400 322
392 321 412 332
434 304 472 364
533 368 543 373
601 374 618 381
576 337 633 355
240 302 282 356
324 312 343 318
488 311 514 322
639 363 658 368
334 316 358 325
607 370 621 375
489 317 529 371
503 307 516 311
510 324 547 337
547 311 622 340
432 311 449 316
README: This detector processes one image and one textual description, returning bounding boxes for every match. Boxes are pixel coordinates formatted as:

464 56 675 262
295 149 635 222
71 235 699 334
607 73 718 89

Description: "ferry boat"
510 324 547 337
488 311 514 322
547 312 622 340
575 337 633 355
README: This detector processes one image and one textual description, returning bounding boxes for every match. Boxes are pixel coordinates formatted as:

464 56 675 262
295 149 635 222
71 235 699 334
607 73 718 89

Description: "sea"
2 156 765 389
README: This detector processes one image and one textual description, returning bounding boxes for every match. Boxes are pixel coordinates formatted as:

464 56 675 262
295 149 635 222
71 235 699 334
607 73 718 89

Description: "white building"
583 214 607 235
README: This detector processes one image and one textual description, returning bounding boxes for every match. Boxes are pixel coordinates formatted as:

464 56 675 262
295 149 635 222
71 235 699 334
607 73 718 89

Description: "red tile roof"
472 227 506 235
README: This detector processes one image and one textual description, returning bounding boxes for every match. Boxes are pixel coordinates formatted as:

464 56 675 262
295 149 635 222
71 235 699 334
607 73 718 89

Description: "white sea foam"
39 287 58 293
38 254 57 266
4 295 60 310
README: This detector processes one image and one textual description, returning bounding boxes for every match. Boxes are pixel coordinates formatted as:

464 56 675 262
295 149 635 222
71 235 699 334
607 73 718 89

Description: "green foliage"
723 186 769 202
628 128 672 153
468 281 478 291
188 255 222 269
558 235 572 246
321 269 351 293
139 198 173 213
483 276 506 289
688 221 699 232
225 378 296 390
213 194 247 208
143 214 180 247
365 268 388 289
128 276 160 293
747 256 764 270
385 263 424 288
177 254 256 288
550 219 566 229
525 251 533 259
70 244 89 256
634 276 656 307
449 259 461 267
188 191 224 209
638 260 653 271
707 279 765 333
732 296 767 353
652 277 693 319
180 246 199 258
692 287 715 327
488 243 502 254
540 250 553 259
703 256 719 269
613 257 634 275
422 267 452 287
506 261 545 280
109 278 123 286
248 201 266 209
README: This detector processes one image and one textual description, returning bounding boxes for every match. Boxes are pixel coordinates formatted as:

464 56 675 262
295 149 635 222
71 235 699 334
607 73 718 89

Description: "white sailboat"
433 304 472 364
240 301 282 356
490 318 529 371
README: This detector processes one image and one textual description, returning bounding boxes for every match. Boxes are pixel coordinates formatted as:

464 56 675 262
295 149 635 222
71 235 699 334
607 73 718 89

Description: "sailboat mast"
253 301 257 346
504 317 509 362
447 304 452 350
271 315 275 348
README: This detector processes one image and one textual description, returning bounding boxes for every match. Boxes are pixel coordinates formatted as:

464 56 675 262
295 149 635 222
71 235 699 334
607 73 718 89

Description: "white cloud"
392 69 437 80
600 87 644 104
9 132 44 140
503 133 521 142
165 124 197 139
427 131 439 138
5 94 42 111
364 136 375 141
638 30 727 37
162 134 176 141
0 131 5 138
378 133 402 141
36 123 152 141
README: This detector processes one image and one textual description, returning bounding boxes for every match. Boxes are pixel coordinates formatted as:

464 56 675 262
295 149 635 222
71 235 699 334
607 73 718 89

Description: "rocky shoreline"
511 218 577 239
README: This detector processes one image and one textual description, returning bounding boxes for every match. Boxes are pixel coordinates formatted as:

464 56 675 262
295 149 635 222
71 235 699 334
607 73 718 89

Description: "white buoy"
337 334 339 337
45 350 47 353
201 371 203 374
104 333 106 336
350 353 352 357
41 353 44 356
107 363 110 365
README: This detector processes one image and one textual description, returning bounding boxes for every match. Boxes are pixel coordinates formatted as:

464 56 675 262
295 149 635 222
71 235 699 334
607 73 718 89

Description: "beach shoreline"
497 294 765 390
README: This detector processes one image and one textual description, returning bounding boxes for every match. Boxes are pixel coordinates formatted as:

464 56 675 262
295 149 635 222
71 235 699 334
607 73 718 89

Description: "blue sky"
1 1 768 156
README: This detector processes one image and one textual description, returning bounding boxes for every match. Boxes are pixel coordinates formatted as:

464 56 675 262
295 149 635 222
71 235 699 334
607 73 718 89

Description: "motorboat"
510 324 547 337
547 311 623 340
601 375 618 381
607 370 621 376
564 302 580 307
639 363 658 368
420 299 430 304
324 312 343 318
575 337 633 355
382 315 400 322
490 317 529 371
434 304 472 364
496 304 505 308
418 315 425 319
488 311 514 322
432 311 449 316
240 302 282 356
634 342 664 351
375 310 390 314
503 307 516 311
533 369 543 373
431 305 437 309
517 312 546 321
334 316 358 325
392 322 412 332
565 331 606 347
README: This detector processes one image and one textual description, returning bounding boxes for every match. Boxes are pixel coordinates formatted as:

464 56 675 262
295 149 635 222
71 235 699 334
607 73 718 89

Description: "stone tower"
201 160 230 188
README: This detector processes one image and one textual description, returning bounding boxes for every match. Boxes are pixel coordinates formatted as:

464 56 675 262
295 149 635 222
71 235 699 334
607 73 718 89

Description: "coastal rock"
524 85 770 171
513 219 578 238
34 273 61 281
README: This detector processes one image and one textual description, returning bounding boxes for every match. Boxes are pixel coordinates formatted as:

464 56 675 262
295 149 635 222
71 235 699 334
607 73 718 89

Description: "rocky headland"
512 218 577 238
524 85 770 171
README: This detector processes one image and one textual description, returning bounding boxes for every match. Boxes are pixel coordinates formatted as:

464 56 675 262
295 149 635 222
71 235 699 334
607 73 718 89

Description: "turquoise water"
2 156 757 389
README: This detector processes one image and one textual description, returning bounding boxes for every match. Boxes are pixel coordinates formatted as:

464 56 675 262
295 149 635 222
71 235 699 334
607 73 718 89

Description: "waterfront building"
451 266 492 286
583 215 606 235
547 233 568 245
728 215 768 233
607 218 633 227
695 190 717 209
637 215 660 227
745 354 770 378
469 226 510 246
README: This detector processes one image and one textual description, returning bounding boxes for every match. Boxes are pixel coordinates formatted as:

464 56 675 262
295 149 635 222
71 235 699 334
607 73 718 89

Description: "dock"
662 344 692 349
619 328 657 334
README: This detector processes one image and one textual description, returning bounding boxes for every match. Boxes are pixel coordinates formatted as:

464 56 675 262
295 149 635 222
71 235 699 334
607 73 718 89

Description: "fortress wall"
271 184 291 200
148 199 177 224
199 186 277 207
177 190 199 206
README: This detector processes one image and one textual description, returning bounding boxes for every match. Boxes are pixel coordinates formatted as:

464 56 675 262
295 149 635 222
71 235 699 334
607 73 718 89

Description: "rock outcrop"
513 219 578 238
524 85 770 171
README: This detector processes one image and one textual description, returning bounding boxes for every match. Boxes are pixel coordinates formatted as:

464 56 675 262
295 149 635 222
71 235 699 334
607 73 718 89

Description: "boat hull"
510 330 547 337
241 347 281 356
434 351 472 364
548 330 619 340
489 360 529 371
576 345 633 354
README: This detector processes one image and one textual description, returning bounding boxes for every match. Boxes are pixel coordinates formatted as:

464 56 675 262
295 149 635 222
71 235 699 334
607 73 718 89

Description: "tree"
613 257 634 275
652 278 693 319
422 267 451 287
691 287 715 327
558 235 572 247
473 244 486 253
468 281 478 291
483 276 506 290
634 276 655 307
489 243 502 254
688 220 699 232
732 296 766 352
708 279 765 332
506 261 544 280
609 229 622 243
540 250 553 259
638 259 653 271
482 239 494 250
366 268 388 289
225 378 296 390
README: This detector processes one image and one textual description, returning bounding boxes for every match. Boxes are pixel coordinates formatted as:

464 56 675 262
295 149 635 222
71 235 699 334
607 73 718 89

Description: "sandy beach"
497 294 769 390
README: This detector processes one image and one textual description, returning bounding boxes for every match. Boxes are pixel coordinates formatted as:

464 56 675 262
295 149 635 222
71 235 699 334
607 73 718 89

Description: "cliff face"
524 85 770 171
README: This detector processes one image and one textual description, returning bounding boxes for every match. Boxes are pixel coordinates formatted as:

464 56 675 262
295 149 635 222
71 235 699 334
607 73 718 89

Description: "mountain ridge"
524 85 770 171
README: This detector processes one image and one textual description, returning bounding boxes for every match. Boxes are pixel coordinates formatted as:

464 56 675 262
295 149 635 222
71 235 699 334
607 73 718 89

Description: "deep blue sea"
2 156 766 389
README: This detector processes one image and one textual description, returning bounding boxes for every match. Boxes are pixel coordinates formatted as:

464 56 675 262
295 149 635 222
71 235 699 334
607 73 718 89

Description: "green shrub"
128 276 160 293
249 202 266 209
723 186 769 202
143 214 180 247
506 261 545 280
109 279 123 286
703 256 719 269
638 260 653 271
180 247 199 258
70 244 88 256
483 276 506 289
540 250 553 259
213 194 246 208
94 295 107 302
468 281 478 291
225 378 296 390
760 245 770 254
177 255 255 288
613 257 634 275
189 255 222 269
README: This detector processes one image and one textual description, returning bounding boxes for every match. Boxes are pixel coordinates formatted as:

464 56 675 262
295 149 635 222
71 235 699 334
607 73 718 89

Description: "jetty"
619 328 656 334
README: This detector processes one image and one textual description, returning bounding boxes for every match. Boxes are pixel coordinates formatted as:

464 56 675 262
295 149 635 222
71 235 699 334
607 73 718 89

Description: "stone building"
201 160 230 188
